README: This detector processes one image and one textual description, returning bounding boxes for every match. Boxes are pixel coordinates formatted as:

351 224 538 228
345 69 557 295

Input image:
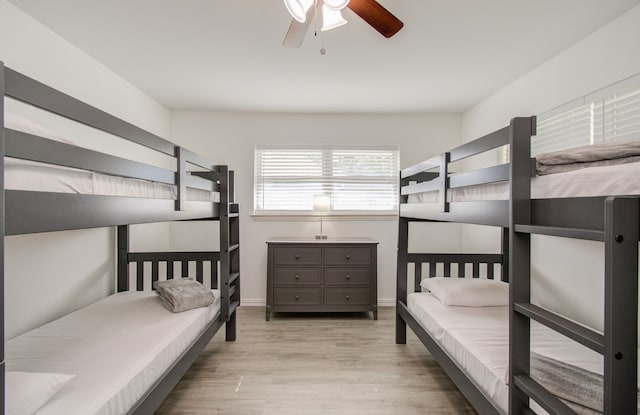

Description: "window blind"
534 73 640 156
254 146 399 214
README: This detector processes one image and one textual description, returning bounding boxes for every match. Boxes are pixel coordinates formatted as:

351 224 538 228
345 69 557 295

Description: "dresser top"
267 237 378 244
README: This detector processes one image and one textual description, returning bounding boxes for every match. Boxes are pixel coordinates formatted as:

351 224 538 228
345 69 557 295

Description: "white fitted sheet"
408 161 640 203
407 292 603 414
5 290 220 415
4 159 220 202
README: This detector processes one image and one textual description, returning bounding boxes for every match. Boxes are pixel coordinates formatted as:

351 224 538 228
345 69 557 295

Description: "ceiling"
9 0 640 114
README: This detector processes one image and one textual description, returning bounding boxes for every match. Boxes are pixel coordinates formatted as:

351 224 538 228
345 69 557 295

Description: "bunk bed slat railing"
449 126 509 162
408 253 505 293
449 163 509 189
5 129 176 184
125 251 222 291
512 375 576 415
5 67 225 223
4 68 175 155
513 302 605 354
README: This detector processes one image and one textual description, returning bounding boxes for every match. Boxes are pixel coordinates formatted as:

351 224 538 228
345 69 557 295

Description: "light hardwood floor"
156 307 476 415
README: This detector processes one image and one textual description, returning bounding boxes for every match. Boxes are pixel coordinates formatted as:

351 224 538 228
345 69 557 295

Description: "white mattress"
408 161 640 203
407 292 603 414
4 159 220 202
5 290 221 415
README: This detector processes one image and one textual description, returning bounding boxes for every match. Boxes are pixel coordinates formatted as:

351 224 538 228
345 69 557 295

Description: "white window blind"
254 146 399 214
534 73 640 156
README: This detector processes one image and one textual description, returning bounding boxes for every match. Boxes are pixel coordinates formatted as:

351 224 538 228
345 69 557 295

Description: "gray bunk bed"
0 62 241 414
396 116 638 414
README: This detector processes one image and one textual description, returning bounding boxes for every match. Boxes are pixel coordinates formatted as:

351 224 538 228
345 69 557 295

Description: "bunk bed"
396 116 639 414
0 62 241 414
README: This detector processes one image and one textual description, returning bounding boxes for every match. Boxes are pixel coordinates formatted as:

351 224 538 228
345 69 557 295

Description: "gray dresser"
266 237 378 321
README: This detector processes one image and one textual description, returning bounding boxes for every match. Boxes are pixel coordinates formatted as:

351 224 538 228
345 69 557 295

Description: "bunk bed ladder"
216 166 241 341
510 115 639 414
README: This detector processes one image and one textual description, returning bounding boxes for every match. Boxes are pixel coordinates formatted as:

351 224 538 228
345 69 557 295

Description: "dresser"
266 237 378 321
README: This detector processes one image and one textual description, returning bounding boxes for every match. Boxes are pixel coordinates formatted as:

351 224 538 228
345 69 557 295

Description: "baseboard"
378 298 395 307
239 299 396 307
240 299 266 307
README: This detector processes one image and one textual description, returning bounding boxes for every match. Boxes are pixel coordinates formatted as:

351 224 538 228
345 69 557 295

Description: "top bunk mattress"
5 290 221 415
407 159 640 204
5 159 220 202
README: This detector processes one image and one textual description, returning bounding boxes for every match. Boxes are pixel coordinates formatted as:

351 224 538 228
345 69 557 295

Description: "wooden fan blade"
347 0 404 38
282 6 316 48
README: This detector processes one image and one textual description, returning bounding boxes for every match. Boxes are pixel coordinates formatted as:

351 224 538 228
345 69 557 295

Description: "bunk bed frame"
396 116 638 414
0 62 241 414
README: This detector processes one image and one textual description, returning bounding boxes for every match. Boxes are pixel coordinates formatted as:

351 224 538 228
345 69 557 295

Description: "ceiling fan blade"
282 5 316 48
347 0 404 38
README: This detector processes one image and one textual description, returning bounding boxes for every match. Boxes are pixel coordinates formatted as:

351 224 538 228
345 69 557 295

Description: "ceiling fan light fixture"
283 0 314 23
323 0 350 11
321 5 348 31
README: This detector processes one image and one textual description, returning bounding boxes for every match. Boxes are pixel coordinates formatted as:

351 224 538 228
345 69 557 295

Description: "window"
534 73 640 156
254 146 399 214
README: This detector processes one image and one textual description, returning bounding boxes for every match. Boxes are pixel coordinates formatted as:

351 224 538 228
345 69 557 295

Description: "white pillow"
421 277 509 307
6 371 74 415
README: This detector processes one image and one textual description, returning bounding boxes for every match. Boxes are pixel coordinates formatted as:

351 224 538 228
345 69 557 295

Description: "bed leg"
225 311 237 342
396 313 407 344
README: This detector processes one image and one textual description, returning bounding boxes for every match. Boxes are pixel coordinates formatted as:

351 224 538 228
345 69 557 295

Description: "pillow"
153 278 215 313
421 277 508 307
6 371 74 415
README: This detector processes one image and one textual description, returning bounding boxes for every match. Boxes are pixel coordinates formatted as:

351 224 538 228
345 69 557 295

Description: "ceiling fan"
282 0 404 48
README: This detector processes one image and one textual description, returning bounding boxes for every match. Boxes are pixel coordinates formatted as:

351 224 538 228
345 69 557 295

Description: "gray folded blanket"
153 278 215 313
531 351 640 414
535 140 640 175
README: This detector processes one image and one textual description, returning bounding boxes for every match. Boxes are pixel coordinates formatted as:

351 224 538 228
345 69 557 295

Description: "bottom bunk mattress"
5 289 221 415
407 292 613 414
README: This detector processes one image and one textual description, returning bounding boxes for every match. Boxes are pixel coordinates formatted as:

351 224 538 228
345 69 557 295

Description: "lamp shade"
283 0 314 23
321 5 348 31
324 0 350 11
313 194 331 213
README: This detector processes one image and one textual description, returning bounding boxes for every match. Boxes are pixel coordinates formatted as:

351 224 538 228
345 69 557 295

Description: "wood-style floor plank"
156 307 476 415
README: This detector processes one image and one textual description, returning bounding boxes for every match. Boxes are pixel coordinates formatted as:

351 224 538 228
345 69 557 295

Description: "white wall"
170 111 462 305
1 0 171 338
461 5 640 332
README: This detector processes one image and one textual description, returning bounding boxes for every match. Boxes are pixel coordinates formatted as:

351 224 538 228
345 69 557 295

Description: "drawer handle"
345 295 350 301
345 254 351 260
345 274 350 280
295 295 300 301
295 254 300 260
295 274 300 280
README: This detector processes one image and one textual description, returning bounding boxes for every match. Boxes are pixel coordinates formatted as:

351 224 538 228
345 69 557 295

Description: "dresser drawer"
324 268 370 285
274 288 322 305
324 288 370 305
273 246 322 265
274 268 321 285
324 247 371 265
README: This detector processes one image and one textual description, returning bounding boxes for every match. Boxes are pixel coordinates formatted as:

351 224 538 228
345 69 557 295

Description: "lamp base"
315 234 328 240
